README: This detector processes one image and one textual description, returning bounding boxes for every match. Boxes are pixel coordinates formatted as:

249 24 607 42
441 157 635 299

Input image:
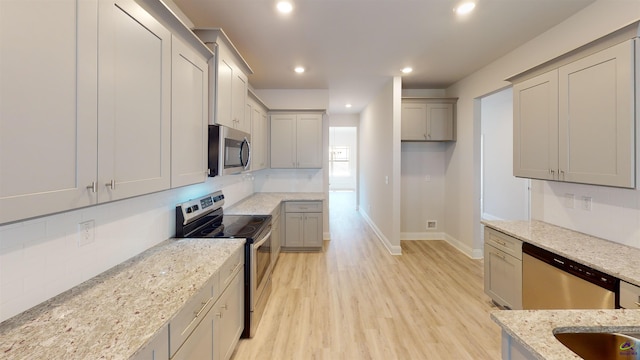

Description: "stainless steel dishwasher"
522 243 618 309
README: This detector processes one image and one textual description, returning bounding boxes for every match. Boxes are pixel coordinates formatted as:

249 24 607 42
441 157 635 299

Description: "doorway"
329 126 357 211
480 88 530 222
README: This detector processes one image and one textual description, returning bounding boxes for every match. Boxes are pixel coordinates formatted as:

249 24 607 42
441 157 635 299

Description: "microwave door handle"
241 138 251 169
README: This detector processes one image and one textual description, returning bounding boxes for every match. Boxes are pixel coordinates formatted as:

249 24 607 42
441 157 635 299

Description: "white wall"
400 142 446 240
481 88 529 221
359 77 402 254
0 175 254 321
253 89 329 110
445 1 640 257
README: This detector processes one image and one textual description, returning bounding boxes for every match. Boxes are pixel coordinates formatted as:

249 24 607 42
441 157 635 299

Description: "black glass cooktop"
189 214 271 241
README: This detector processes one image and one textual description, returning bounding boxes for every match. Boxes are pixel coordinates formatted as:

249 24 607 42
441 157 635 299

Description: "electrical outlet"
564 193 575 209
78 220 95 247
581 196 592 211
426 220 437 230
425 175 431 182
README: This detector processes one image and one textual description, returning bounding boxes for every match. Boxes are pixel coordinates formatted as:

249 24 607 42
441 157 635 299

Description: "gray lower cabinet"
283 201 323 251
170 247 244 360
132 325 169 360
484 227 523 310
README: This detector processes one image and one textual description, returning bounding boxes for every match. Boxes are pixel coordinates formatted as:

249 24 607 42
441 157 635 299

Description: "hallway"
232 192 501 359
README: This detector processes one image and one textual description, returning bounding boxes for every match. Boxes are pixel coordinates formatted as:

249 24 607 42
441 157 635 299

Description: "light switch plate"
564 193 575 208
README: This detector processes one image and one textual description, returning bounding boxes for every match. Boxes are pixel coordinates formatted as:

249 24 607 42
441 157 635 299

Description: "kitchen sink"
554 331 640 359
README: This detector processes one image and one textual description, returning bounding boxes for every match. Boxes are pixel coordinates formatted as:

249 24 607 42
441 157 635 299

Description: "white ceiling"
170 0 595 114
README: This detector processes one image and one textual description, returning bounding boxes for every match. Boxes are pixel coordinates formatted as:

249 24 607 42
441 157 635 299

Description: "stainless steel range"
175 191 272 338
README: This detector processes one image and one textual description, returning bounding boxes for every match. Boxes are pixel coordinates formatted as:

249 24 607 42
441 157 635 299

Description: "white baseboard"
444 233 483 259
355 211 483 258
401 232 446 240
359 209 402 255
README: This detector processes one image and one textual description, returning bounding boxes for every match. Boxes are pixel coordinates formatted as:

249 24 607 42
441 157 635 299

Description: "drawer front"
620 281 640 309
485 227 522 260
220 247 244 290
285 201 322 212
169 273 217 357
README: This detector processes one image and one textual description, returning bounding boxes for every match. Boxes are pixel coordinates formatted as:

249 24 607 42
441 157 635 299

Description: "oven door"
251 228 272 308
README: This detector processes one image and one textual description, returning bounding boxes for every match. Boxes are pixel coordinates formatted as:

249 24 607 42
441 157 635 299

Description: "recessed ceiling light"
276 1 293 14
346 104 352 108
454 1 476 15
401 67 413 74
294 66 305 73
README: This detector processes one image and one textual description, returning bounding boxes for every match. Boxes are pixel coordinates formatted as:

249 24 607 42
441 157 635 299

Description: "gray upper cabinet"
98 0 172 202
194 29 253 133
0 0 212 225
171 35 209 188
513 70 559 181
0 0 98 224
270 113 323 169
248 94 269 171
512 37 636 188
401 98 457 141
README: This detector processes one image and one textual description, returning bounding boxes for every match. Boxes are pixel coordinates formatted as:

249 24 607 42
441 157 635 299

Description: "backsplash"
253 168 324 192
534 180 640 250
0 176 253 322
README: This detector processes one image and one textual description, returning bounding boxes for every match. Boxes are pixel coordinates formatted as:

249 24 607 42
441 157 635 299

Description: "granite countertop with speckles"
482 220 640 287
0 238 244 360
225 192 325 215
491 309 640 359
483 220 640 359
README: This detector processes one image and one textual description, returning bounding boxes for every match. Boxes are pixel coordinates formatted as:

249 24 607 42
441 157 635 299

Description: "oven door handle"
253 230 272 247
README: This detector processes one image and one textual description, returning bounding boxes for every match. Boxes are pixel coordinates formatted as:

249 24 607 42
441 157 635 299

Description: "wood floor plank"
231 192 501 359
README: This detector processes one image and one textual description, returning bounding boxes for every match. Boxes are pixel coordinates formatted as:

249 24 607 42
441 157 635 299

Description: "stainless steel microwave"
208 125 251 176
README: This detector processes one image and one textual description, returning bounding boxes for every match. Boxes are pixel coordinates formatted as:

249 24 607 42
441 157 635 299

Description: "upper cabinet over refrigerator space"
509 22 638 189
194 29 254 134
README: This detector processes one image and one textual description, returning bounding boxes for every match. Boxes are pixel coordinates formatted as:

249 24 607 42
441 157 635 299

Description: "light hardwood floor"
232 192 502 359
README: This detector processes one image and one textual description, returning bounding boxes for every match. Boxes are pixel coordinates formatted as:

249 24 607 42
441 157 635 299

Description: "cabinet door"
513 70 559 180
558 40 635 188
250 105 267 171
401 102 427 140
216 52 234 128
484 244 522 310
426 103 454 141
172 310 214 360
218 269 244 360
98 0 171 202
285 213 304 247
270 114 297 168
302 213 323 248
131 325 169 360
232 72 248 132
296 114 323 168
171 36 208 188
0 0 98 224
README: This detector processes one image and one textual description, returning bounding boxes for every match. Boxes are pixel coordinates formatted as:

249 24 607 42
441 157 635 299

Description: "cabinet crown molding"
507 20 640 84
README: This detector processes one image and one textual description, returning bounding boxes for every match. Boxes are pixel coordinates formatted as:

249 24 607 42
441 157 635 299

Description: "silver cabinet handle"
105 179 116 190
86 182 97 193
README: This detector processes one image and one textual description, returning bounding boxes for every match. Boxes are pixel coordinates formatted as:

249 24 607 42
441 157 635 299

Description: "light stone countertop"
225 192 325 215
482 220 640 287
483 220 640 359
0 238 244 360
491 309 640 359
